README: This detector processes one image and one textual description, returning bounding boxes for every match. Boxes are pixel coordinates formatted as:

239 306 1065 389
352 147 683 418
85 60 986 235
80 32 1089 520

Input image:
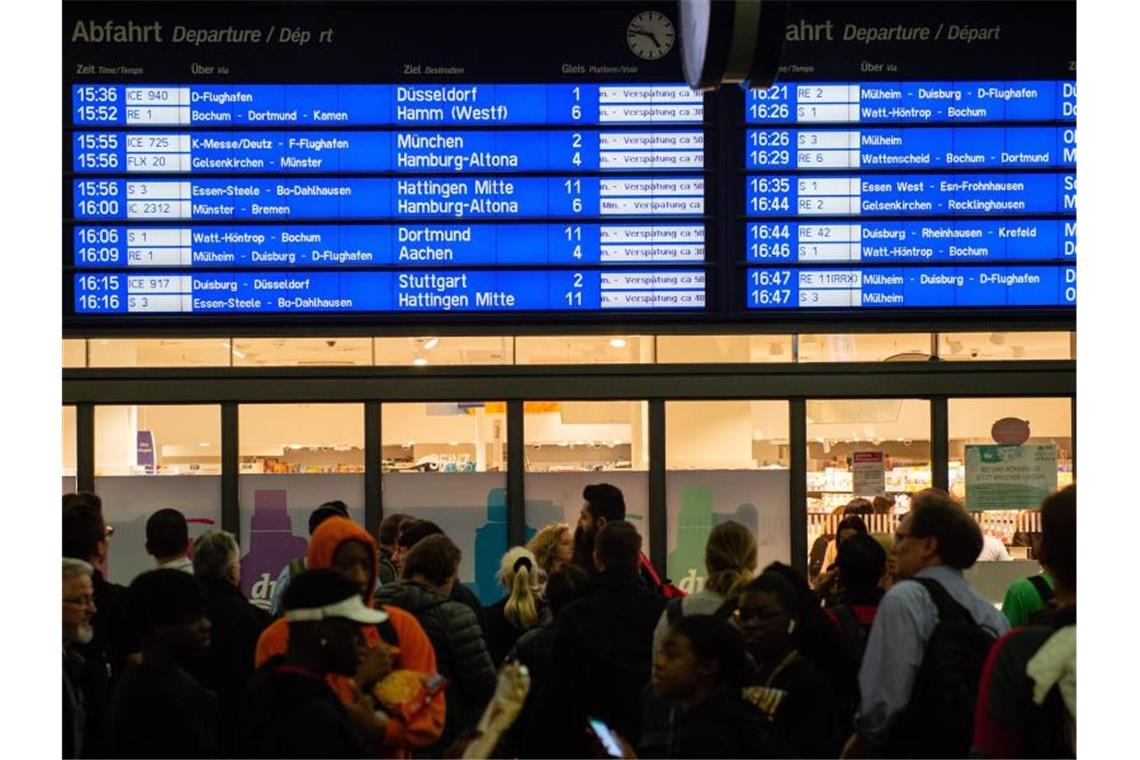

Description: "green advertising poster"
964 444 1058 511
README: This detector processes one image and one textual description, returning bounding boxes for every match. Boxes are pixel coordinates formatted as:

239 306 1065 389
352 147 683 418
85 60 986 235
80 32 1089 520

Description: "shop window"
524 400 650 571
93 405 222 584
515 335 652 364
63 340 86 368
232 337 373 366
87 338 232 367
381 402 507 605
798 333 933 363
665 401 791 592
63 406 77 493
239 403 365 610
938 331 1074 361
655 335 793 363
949 397 1073 560
805 399 931 577
373 336 513 366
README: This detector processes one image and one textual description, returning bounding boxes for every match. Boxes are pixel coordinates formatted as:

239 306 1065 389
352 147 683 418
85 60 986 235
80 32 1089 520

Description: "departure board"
65 0 1076 330
741 80 1076 311
69 83 709 317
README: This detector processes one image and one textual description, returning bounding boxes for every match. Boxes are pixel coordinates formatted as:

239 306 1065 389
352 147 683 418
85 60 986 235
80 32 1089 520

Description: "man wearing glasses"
63 557 98 759
842 490 1010 759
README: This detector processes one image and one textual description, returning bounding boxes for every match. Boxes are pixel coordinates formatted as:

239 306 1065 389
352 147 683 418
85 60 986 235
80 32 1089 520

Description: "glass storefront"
382 402 507 604
665 401 790 590
93 404 222 585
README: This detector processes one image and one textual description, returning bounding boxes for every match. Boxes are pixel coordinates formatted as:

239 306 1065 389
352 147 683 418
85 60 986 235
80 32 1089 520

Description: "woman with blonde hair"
651 520 758 661
526 522 573 576
483 546 550 666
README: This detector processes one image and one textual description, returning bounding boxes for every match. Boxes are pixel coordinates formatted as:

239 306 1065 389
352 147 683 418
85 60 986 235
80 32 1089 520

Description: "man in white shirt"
977 532 1012 562
146 508 194 574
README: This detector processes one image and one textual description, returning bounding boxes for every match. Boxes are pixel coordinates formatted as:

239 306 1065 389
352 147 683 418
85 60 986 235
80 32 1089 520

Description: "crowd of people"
62 483 1076 759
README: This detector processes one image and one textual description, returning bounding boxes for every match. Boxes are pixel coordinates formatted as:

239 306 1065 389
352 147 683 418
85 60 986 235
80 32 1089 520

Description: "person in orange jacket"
255 516 446 758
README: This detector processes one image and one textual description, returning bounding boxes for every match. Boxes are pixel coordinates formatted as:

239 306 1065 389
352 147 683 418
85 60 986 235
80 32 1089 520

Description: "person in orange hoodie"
255 516 445 758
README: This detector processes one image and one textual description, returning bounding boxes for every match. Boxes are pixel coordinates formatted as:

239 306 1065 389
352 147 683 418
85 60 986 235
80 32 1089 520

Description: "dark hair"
403 534 461 586
63 491 102 511
583 483 626 522
872 495 896 515
836 515 869 539
308 501 350 536
741 569 799 616
594 520 641 570
128 569 208 634
746 562 858 700
146 508 189 558
379 512 413 547
907 492 983 569
671 615 758 688
1038 485 1076 590
545 563 591 616
63 497 105 562
837 533 887 591
284 569 361 612
844 497 873 516
397 519 444 550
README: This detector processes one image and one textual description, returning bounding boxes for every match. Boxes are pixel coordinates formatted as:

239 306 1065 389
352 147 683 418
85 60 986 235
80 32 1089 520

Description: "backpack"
884 578 999 759
1022 606 1077 759
639 553 686 600
1025 574 1059 625
828 603 875 665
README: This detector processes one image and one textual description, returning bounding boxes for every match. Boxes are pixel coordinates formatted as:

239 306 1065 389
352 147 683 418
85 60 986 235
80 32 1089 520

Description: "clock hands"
628 25 663 49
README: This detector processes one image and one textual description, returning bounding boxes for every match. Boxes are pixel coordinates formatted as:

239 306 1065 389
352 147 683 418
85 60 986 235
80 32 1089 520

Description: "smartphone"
587 717 624 758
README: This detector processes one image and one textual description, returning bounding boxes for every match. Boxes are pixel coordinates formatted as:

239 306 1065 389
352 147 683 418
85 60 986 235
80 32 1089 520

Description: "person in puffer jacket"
375 534 496 758
254 517 445 759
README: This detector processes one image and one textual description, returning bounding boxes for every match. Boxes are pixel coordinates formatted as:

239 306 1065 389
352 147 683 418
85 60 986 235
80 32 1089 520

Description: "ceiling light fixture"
413 357 429 367
609 338 628 349
423 338 439 350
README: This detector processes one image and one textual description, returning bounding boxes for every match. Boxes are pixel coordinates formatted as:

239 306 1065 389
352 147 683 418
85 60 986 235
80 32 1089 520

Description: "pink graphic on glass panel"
240 489 308 609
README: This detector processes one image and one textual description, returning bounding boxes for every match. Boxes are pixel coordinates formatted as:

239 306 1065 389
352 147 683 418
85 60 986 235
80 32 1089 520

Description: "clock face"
627 10 676 60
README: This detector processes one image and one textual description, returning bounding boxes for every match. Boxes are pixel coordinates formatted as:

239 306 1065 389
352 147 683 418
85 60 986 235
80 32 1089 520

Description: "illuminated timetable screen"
742 80 1076 310
69 83 710 317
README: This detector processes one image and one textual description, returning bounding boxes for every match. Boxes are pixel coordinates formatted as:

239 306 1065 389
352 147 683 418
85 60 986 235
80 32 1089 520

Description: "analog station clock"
627 10 676 60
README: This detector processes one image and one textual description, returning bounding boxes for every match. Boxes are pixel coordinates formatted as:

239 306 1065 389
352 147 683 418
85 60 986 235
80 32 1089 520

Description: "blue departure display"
742 79 1076 312
72 177 705 220
72 84 703 126
73 223 704 268
746 173 1074 216
73 269 707 313
745 126 1075 170
746 220 1075 263
745 81 1076 123
746 266 1075 308
69 82 710 318
73 129 705 174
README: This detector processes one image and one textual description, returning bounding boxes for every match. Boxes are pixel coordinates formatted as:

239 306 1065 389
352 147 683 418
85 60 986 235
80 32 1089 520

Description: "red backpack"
639 553 686 599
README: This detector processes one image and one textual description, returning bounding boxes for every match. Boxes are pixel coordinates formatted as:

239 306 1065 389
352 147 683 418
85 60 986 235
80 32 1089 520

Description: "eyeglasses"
63 595 96 608
733 607 782 623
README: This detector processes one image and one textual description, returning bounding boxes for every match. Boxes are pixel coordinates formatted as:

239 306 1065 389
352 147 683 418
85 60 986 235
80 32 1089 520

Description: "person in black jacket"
243 569 388 759
63 493 138 758
483 547 549 666
553 520 666 757
186 530 272 756
652 615 779 758
389 519 487 634
499 563 592 758
374 533 495 756
108 569 219 759
736 570 843 759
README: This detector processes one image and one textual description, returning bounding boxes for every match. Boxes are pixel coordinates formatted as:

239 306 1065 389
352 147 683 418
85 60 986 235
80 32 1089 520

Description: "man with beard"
63 558 98 758
109 569 219 758
574 483 678 597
